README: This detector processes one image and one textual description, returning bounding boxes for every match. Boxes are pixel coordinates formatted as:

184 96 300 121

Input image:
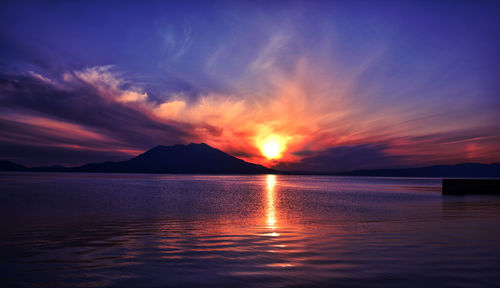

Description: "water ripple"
1 174 499 287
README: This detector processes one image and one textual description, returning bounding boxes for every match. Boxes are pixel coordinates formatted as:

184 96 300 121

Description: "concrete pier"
442 179 500 195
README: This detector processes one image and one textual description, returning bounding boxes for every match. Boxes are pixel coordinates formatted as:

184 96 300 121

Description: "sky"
1 0 499 172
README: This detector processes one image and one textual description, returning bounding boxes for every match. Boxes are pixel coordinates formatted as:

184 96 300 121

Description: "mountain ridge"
1 144 500 177
73 143 274 174
0 143 274 174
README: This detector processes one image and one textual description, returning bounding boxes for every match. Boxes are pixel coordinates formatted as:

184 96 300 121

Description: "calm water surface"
1 173 499 287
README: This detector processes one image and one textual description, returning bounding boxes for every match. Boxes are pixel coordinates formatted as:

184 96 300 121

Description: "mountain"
1 145 500 177
0 143 274 174
71 143 274 174
336 163 500 178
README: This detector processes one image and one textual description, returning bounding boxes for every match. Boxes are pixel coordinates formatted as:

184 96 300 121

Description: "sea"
1 173 499 287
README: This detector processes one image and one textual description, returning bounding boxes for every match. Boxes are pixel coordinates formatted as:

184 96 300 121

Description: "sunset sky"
1 1 499 172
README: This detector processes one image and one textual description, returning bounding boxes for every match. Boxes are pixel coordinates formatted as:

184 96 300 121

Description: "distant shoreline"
1 170 499 179
1 144 499 178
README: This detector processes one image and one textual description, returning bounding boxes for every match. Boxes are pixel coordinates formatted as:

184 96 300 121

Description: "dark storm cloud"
276 144 404 173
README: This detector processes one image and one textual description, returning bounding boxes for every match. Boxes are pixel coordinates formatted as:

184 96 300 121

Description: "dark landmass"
443 179 500 195
279 163 500 177
1 144 499 177
0 143 274 174
0 160 27 171
333 163 500 178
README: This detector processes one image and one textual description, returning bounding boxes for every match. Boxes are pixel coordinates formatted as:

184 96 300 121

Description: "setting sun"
259 135 286 160
263 141 280 159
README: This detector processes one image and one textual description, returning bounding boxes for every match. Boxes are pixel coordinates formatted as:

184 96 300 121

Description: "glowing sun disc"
263 141 281 159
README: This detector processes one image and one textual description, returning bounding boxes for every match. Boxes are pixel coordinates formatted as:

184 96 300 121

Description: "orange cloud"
60 56 500 168
21 40 499 169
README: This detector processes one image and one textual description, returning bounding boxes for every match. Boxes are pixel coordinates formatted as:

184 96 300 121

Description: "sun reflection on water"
265 174 279 236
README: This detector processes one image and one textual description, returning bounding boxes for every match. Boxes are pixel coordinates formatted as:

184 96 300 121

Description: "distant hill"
0 143 274 174
73 143 274 174
0 160 26 171
336 163 500 178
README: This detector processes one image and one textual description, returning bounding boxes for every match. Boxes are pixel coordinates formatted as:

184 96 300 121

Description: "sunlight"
263 141 280 159
266 174 277 229
259 135 285 160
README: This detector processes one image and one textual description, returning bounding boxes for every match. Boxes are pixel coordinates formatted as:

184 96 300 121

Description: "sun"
259 135 285 160
263 141 280 159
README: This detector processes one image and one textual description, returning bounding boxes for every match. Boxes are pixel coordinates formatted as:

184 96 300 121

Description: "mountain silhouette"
72 143 274 174
1 143 275 174
1 145 500 177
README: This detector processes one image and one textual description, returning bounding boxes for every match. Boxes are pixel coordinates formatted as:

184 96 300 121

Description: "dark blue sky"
1 1 499 170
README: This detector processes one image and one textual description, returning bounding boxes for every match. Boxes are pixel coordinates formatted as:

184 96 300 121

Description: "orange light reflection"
265 175 279 237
